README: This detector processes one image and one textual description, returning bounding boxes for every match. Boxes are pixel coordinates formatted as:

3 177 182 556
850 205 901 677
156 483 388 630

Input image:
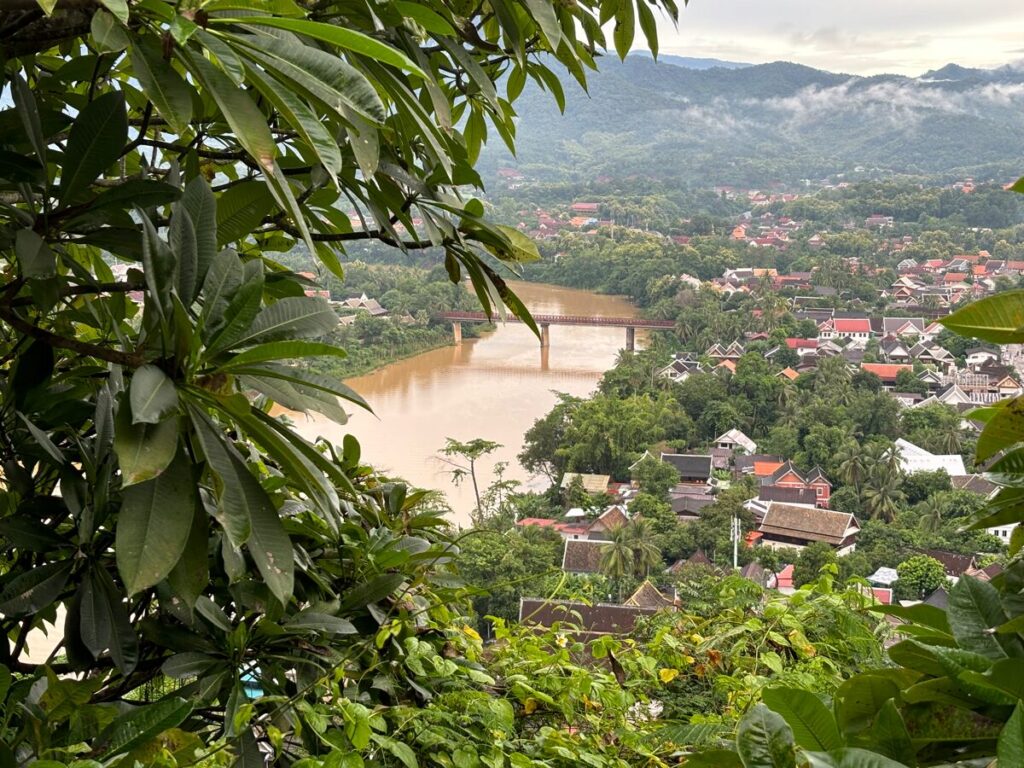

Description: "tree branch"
0 305 144 367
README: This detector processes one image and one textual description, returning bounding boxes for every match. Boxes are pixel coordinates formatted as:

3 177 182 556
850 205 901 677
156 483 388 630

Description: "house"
714 429 757 455
767 564 795 593
658 354 704 383
757 502 860 554
569 202 600 215
965 347 1000 369
894 438 967 476
623 580 677 609
861 363 913 389
661 453 713 484
760 460 832 507
339 293 388 316
920 549 976 579
560 473 611 496
518 597 660 640
882 317 926 337
668 484 716 519
879 339 913 364
561 539 608 574
950 474 997 497
818 318 872 341
734 454 785 477
777 367 800 381
865 214 894 228
867 566 900 589
586 506 629 541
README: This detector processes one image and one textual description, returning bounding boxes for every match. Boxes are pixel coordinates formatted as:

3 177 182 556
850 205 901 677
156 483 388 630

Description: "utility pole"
731 512 740 570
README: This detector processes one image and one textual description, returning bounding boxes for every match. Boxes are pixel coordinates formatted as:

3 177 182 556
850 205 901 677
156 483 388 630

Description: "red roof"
944 272 968 283
1007 261 1024 271
774 564 794 589
777 367 799 381
517 518 557 528
833 319 871 333
786 338 817 349
860 363 912 381
754 460 785 477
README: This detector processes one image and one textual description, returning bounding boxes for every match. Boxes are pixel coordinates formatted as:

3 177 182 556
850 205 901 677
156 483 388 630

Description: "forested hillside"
483 56 1024 184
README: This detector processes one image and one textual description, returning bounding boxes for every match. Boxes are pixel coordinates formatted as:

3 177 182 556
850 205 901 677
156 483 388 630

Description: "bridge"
437 311 675 351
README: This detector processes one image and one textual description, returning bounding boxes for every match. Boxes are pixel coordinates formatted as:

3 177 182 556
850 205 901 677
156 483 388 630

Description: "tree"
0 0 678 761
439 437 502 520
792 542 838 587
894 555 947 600
631 454 681 500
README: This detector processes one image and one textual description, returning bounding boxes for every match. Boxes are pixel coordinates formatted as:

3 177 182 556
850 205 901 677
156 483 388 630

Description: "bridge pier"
540 323 550 348
452 321 462 344
625 326 636 352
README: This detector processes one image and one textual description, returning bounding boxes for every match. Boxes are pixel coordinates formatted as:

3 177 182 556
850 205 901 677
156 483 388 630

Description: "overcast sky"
650 1 1024 75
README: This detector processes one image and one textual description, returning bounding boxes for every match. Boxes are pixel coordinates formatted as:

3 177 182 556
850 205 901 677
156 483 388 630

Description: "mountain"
629 52 750 70
484 58 1024 186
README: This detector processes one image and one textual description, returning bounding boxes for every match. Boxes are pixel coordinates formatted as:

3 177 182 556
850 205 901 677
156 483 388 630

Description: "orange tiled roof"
861 363 912 381
754 460 785 477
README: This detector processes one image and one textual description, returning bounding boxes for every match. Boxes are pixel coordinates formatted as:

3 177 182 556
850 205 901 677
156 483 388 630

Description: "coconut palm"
627 519 663 578
600 527 635 582
836 441 867 492
937 422 963 454
917 495 946 534
863 464 905 522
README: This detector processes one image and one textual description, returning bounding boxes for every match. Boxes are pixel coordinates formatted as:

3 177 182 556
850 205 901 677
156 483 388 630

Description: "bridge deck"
438 311 674 329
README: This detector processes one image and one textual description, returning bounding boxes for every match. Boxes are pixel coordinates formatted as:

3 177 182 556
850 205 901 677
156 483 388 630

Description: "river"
289 281 644 526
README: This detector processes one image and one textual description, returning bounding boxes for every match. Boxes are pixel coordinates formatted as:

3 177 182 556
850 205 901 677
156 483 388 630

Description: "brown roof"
562 540 607 574
920 549 976 577
950 474 997 497
759 503 858 546
561 473 611 494
759 485 818 505
624 580 675 609
519 598 657 636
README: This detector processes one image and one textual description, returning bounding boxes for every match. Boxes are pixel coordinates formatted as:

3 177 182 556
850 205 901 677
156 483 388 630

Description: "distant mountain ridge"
485 57 1024 186
629 52 750 70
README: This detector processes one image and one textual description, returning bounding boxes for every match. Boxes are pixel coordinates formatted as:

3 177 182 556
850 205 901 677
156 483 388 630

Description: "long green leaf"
113 402 178 486
116 448 196 595
181 176 218 295
58 90 128 203
216 17 424 76
128 36 194 134
79 566 139 673
217 340 347 369
229 296 338 348
215 181 275 247
736 704 797 768
0 561 72 616
97 698 192 758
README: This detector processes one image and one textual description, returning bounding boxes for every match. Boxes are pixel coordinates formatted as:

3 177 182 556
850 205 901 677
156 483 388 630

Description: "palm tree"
938 423 963 455
627 519 663 578
835 441 867 492
600 527 635 584
863 463 905 522
917 496 946 534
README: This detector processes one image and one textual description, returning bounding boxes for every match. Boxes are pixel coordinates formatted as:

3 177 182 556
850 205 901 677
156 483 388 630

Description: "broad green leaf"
339 573 406 611
58 90 128 204
129 36 194 134
218 340 347 369
200 248 244 337
941 290 1024 344
0 561 72 616
99 0 129 23
834 675 901 737
862 700 915 766
976 396 1024 463
737 704 797 768
188 408 255 546
92 179 181 211
636 0 659 58
394 1 456 35
230 296 338 348
130 365 178 424
803 748 911 768
162 652 218 679
15 229 56 278
114 406 178 486
215 181 275 247
489 225 541 263
999 702 1024 768
217 17 425 76
613 2 635 61
231 364 369 412
167 501 209 610
91 9 129 51
12 74 47 169
761 688 842 753
285 611 357 635
204 261 264 353
948 576 1015 659
97 697 192 758
522 0 562 49
178 47 276 171
117 448 196 595
79 566 139 674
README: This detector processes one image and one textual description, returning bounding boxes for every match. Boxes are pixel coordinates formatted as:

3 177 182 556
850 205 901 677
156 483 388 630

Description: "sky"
652 1 1024 76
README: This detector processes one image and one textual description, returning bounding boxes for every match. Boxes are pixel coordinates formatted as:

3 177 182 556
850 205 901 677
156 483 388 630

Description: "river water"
289 281 643 526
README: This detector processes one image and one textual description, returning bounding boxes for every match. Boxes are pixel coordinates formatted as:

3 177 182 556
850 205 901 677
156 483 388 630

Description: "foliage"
893 555 947 601
0 0 680 762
